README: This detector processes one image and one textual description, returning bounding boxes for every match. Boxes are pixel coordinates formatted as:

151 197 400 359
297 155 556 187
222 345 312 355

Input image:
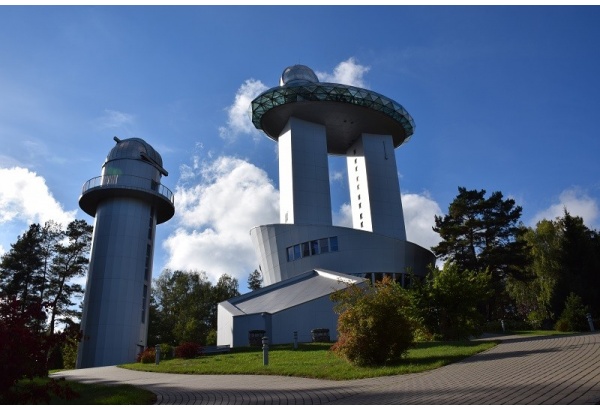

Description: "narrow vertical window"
319 238 329 253
311 240 319 255
141 285 148 323
302 242 310 257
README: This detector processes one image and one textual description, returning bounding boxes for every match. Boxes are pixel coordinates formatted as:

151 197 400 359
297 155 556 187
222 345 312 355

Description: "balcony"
80 174 175 223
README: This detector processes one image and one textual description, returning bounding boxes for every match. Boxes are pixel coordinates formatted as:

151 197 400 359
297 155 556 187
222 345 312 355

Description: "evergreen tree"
432 187 530 320
0 224 45 313
247 269 263 291
46 219 92 335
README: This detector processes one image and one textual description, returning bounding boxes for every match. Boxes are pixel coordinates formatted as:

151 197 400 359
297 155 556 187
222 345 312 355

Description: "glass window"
302 242 310 257
330 236 339 252
141 285 148 323
319 238 329 253
294 244 301 260
311 240 319 255
287 247 294 262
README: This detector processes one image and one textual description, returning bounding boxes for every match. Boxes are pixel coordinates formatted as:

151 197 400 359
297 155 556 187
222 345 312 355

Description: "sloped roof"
224 269 366 316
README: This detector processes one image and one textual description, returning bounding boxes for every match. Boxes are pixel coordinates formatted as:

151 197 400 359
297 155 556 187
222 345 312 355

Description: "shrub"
136 347 156 364
331 276 418 366
175 342 203 359
411 263 492 341
206 329 217 346
0 298 78 404
159 343 173 360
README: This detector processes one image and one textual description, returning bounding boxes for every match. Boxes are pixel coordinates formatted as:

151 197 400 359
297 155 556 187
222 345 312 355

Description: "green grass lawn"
120 340 498 380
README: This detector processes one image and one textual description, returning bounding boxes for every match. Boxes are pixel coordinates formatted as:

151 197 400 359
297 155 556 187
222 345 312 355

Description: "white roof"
223 269 366 316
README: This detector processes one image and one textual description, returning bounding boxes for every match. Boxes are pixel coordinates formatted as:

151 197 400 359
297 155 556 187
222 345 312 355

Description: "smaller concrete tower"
76 137 174 368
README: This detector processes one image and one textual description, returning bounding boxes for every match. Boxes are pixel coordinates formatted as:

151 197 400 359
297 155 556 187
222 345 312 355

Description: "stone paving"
52 332 600 405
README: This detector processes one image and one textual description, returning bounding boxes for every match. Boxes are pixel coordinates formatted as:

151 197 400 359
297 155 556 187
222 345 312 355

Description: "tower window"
330 236 339 252
141 285 148 323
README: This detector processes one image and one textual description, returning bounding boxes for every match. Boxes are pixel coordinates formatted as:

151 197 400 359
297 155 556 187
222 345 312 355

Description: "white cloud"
163 156 279 284
316 57 371 88
218 79 268 142
96 109 135 131
402 192 443 251
333 203 353 228
531 188 599 228
330 170 344 183
0 167 76 226
332 192 442 252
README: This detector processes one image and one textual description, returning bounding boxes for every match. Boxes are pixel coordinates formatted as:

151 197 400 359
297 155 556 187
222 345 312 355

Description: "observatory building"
218 65 435 347
76 137 174 368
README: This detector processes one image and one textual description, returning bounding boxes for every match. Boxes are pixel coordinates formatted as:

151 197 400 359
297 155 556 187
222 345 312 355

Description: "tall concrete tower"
76 137 174 368
249 65 435 285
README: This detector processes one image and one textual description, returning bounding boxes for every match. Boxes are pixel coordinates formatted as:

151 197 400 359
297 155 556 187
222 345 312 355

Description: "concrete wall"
278 117 332 226
250 223 436 286
217 296 341 348
347 133 406 240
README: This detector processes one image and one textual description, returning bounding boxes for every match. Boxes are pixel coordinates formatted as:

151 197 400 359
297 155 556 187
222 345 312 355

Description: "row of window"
287 236 339 262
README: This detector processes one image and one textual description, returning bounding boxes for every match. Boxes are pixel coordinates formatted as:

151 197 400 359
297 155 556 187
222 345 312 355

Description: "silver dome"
279 65 319 86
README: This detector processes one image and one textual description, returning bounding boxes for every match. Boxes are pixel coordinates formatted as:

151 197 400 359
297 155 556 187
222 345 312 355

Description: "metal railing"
81 174 174 205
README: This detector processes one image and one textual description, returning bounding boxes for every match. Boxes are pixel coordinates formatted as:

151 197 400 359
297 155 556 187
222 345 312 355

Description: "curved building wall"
78 197 155 367
250 224 435 286
77 137 172 368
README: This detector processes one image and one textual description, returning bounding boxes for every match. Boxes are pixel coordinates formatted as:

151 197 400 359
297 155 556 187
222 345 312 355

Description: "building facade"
76 137 174 368
218 65 435 346
249 65 435 285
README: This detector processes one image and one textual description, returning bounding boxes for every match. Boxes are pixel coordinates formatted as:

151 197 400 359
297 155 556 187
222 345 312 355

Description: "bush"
136 347 156 364
0 298 77 404
331 276 418 366
159 344 173 360
174 342 203 359
411 263 492 341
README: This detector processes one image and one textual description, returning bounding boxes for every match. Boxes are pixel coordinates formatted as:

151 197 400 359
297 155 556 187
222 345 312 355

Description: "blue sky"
1 6 599 294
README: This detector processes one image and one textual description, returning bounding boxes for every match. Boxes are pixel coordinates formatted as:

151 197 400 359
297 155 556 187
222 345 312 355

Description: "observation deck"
251 71 415 155
79 174 175 224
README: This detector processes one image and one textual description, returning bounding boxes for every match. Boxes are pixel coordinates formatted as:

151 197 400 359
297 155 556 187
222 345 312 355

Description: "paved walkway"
52 332 600 405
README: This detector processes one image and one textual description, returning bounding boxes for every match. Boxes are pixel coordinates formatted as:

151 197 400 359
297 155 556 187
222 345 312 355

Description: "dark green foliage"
0 220 92 333
247 269 263 291
412 263 492 341
432 187 530 320
555 293 589 332
175 342 203 359
331 276 418 366
148 270 240 347
507 211 600 326
552 212 600 321
0 224 45 313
